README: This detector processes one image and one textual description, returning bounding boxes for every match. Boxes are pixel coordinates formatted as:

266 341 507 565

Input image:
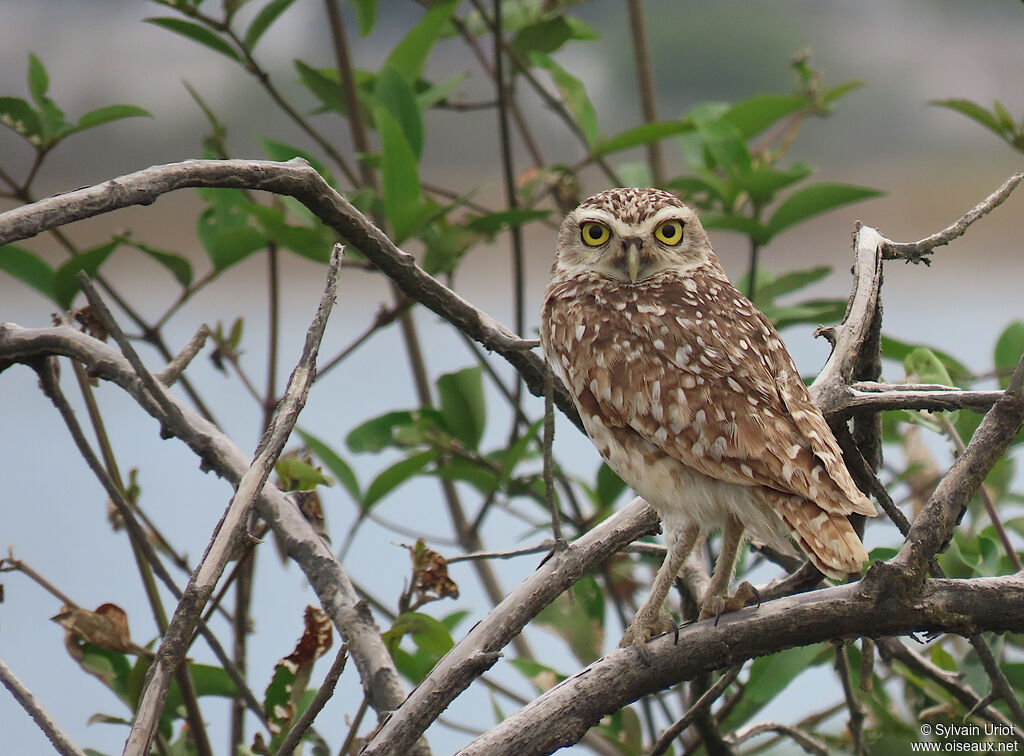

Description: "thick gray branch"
0 158 582 431
455 575 1024 755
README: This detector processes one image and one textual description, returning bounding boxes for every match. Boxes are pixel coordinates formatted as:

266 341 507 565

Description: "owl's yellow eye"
654 220 684 246
580 222 611 247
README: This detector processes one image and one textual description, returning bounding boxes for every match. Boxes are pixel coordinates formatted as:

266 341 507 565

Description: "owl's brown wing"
547 275 874 518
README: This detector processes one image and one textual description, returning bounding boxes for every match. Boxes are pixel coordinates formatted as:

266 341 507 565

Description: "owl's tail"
769 494 870 581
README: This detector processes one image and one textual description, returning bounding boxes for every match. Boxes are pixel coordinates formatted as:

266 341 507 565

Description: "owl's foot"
698 581 759 624
619 608 675 648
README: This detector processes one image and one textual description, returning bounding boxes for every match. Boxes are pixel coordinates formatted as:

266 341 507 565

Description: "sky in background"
2 1 1023 754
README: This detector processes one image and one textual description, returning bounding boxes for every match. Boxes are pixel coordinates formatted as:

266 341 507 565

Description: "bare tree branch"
0 339 417 744
453 576 1024 755
881 171 1023 263
729 721 830 756
359 497 662 756
0 158 580 431
649 666 741 756
884 349 1024 582
272 644 348 756
0 656 88 756
124 246 345 754
877 638 1020 737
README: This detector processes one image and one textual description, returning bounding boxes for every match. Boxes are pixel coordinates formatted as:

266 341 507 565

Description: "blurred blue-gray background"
2 1 1022 753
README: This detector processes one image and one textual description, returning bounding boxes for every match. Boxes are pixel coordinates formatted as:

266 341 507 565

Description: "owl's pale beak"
626 243 640 283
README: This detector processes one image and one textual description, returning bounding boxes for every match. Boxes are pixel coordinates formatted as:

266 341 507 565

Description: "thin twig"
729 722 830 756
877 637 1020 735
937 414 1023 571
625 0 664 186
272 644 348 756
649 666 742 756
124 246 343 755
967 634 1024 727
543 364 565 547
35 359 271 730
0 656 88 756
156 325 210 386
833 642 865 756
881 172 1024 263
446 541 557 564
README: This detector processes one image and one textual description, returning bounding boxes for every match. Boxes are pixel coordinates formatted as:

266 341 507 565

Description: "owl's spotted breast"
543 265 873 524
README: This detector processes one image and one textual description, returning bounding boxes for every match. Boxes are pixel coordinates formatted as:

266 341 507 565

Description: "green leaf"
145 18 241 62
498 419 543 484
993 100 1016 132
510 16 590 57
53 241 119 310
930 98 1007 141
536 573 604 663
465 208 551 235
246 201 334 263
297 428 361 503
352 0 378 36
752 265 832 306
123 240 192 287
693 116 751 179
27 53 49 105
416 72 468 110
373 105 422 242
385 612 455 657
197 210 266 271
244 0 296 49
0 244 56 300
721 93 808 139
347 410 435 453
595 463 626 511
294 60 347 115
699 212 771 245
275 457 332 492
164 663 237 711
509 658 565 692
530 53 599 147
384 0 458 82
767 183 883 237
69 105 151 136
823 80 864 105
994 321 1024 390
733 163 813 206
904 347 955 387
665 174 729 205
881 336 971 384
363 450 438 509
375 65 424 158
594 120 694 157
721 645 823 729
432 457 499 496
765 298 846 331
437 367 486 450
0 97 42 139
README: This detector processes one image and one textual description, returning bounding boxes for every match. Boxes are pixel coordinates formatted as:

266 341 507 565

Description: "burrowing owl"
540 187 876 646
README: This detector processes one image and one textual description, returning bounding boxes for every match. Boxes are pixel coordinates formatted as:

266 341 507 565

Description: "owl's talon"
619 609 674 649
699 581 759 624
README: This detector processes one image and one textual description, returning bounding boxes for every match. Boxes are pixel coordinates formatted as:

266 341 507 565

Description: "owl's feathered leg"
620 522 700 647
699 513 756 622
